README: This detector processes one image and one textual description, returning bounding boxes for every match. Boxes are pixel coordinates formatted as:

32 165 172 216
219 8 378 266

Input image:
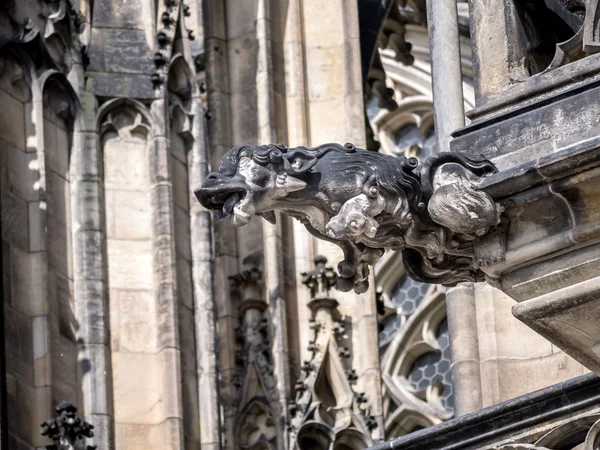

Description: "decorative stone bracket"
196 143 504 293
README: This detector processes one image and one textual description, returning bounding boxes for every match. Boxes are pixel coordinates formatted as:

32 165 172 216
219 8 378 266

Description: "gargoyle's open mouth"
194 185 253 225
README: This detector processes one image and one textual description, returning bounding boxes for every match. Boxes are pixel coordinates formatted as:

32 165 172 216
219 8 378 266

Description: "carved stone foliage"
196 143 503 293
40 402 96 450
289 258 374 450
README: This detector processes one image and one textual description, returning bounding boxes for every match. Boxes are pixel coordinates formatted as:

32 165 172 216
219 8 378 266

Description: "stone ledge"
369 373 599 450
513 276 600 374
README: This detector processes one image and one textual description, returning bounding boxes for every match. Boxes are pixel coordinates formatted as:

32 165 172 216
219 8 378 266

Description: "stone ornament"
40 402 96 450
288 257 375 450
301 255 338 299
196 143 503 293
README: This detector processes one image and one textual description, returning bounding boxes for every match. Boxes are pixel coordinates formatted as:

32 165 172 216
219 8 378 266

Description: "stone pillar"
282 0 317 383
257 2 293 446
148 98 185 448
426 0 465 152
445 283 482 416
202 0 240 445
71 85 113 448
189 95 222 450
29 66 54 450
425 0 479 418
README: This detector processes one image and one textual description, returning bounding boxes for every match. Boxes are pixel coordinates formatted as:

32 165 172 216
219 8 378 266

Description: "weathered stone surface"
27 201 44 253
302 0 344 47
72 180 103 232
92 0 148 30
77 280 110 341
176 257 193 310
148 137 171 184
74 231 105 281
104 139 149 188
87 72 156 99
106 189 151 240
107 239 153 289
44 118 70 178
114 289 157 353
512 276 600 374
5 305 34 386
79 344 112 415
0 141 39 202
171 159 190 212
453 82 600 165
96 29 154 75
1 187 29 251
11 248 46 317
112 352 164 424
0 89 25 149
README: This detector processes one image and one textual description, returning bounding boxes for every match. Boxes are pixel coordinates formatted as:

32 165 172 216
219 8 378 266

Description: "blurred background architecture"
0 0 598 449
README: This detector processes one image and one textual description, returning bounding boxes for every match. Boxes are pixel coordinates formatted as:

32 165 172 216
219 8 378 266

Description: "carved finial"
301 255 338 298
41 402 96 450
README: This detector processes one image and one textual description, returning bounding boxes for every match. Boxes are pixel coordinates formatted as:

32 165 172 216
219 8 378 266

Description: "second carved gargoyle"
195 143 504 293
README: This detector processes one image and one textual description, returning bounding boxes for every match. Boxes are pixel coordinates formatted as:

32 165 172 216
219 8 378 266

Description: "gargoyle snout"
194 171 250 213
203 171 228 185
194 172 230 208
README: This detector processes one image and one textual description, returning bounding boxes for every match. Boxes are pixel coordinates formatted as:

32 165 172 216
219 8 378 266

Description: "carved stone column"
425 0 465 153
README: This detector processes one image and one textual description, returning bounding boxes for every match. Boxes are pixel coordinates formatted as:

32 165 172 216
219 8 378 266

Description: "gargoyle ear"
282 150 318 175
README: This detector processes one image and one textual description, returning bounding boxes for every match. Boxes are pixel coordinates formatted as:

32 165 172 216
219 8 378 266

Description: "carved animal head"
195 143 324 226
195 143 424 293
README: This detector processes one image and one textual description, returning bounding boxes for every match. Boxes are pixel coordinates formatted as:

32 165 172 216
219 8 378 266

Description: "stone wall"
0 0 208 448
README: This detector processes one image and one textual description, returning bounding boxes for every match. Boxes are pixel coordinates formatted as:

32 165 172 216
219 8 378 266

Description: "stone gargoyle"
195 143 504 293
